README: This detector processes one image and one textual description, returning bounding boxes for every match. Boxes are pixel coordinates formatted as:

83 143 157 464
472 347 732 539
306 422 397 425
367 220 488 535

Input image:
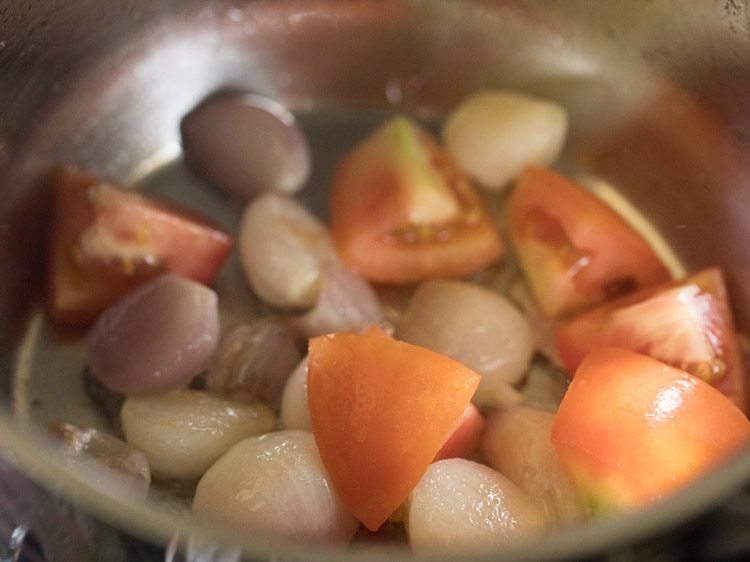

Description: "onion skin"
482 406 583 525
239 193 335 309
181 92 311 199
193 430 359 543
406 458 546 555
206 319 302 410
121 390 276 482
87 274 219 396
395 279 534 407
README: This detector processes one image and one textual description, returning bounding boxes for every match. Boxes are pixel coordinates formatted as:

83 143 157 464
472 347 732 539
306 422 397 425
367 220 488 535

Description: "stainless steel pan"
2 1 750 560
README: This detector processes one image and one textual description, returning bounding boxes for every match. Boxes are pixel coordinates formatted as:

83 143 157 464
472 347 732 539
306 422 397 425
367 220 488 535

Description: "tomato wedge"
47 166 232 325
307 331 481 531
551 347 750 514
556 268 748 412
329 116 503 284
506 165 671 316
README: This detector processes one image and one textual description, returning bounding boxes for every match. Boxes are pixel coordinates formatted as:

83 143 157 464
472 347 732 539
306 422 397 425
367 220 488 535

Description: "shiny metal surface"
2 1 750 560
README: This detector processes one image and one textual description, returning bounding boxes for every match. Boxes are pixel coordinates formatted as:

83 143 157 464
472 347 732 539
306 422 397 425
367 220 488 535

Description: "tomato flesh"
47 167 232 325
556 268 748 412
506 165 671 316
329 116 503 284
551 347 750 514
307 331 481 531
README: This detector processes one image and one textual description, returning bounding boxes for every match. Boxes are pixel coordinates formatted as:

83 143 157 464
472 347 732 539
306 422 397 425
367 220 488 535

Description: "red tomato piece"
551 347 750 514
506 165 671 317
556 268 748 412
307 331 481 531
47 166 232 325
433 402 484 462
329 116 503 284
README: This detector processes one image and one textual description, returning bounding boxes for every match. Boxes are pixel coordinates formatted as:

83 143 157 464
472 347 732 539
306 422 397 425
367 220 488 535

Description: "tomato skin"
506 165 671 317
307 331 481 531
47 167 232 325
556 268 748 413
329 116 503 284
551 347 750 513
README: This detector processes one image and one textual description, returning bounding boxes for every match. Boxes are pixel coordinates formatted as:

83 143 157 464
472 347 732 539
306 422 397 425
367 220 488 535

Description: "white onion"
54 422 151 498
395 279 534 407
290 261 384 339
239 193 335 309
206 319 302 409
279 358 311 431
121 390 275 482
87 274 219 395
442 89 568 191
481 406 582 525
406 458 546 555
193 430 359 543
181 92 311 198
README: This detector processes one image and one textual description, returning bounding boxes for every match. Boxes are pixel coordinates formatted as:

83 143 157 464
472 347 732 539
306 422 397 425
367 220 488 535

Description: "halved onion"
193 430 359 543
395 280 534 407
239 193 335 309
279 358 311 431
406 458 546 555
442 89 568 191
121 389 275 482
290 262 384 339
206 319 302 409
87 274 219 395
481 406 582 525
181 92 311 198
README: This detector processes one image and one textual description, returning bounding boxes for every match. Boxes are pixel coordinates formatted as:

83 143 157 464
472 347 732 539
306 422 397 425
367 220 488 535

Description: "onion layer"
407 458 546 555
121 390 275 482
239 193 335 309
193 430 359 543
395 280 534 407
87 274 219 395
482 406 582 525
279 358 311 431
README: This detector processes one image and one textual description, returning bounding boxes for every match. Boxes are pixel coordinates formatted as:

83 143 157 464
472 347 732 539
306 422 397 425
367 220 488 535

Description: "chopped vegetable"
551 347 750 514
239 192 335 309
434 403 484 462
555 268 748 412
193 431 359 543
307 331 481 530
47 166 232 325
442 89 568 190
506 165 671 316
87 274 220 395
329 116 504 283
121 389 275 482
406 458 546 555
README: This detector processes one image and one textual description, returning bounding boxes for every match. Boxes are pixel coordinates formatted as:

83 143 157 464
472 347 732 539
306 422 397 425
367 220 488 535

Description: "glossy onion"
206 319 302 409
290 262 384 339
193 430 359 543
88 274 219 395
181 92 311 198
395 280 534 407
121 390 275 481
406 458 546 555
279 358 311 431
482 406 582 525
442 89 568 190
239 193 335 309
